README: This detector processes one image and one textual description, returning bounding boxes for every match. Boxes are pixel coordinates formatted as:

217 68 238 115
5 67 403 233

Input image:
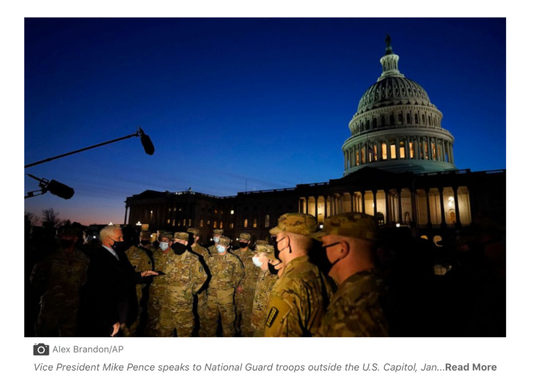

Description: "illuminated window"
213 221 217 228
220 222 223 229
253 219 257 228
183 219 187 226
200 220 204 227
230 210 234 215
230 223 234 229
373 145 378 161
399 141 405 158
409 142 414 158
207 220 211 226
244 219 248 228
265 215 270 227
167 219 171 224
390 143 396 159
188 219 192 227
361 148 365 163
356 150 359 165
382 143 387 160
431 142 437 159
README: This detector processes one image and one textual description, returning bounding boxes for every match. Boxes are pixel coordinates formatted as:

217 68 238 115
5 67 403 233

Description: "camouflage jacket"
207 251 244 299
251 269 278 336
235 248 260 293
126 245 153 274
164 250 208 303
264 255 335 337
30 248 90 305
149 248 172 297
315 270 389 337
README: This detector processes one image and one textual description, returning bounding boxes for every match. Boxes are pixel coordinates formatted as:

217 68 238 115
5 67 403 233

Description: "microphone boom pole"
25 128 154 169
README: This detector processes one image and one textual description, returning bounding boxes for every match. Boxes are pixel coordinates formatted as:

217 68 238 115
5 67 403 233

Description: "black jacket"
84 246 143 336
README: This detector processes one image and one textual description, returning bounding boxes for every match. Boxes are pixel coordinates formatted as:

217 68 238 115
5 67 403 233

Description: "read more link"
34 343 49 356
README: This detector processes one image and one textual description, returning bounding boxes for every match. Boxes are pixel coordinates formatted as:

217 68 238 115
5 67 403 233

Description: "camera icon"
33 343 50 356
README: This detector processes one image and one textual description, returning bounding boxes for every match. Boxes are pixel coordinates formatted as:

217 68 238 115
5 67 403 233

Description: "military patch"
265 307 279 328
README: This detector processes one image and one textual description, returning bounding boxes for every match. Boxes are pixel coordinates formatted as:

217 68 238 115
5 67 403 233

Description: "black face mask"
172 242 187 255
268 259 282 276
110 238 127 252
272 236 290 259
153 241 160 249
140 240 150 246
239 242 248 249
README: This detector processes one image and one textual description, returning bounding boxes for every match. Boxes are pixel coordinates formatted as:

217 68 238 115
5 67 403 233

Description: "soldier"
158 232 208 337
264 213 335 337
124 230 155 336
311 212 389 337
250 241 279 337
234 232 260 336
205 236 244 336
188 227 211 336
145 232 173 336
30 227 90 336
207 228 224 255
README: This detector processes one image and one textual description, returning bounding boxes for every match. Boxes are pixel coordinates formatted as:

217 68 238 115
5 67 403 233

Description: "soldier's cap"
174 232 189 241
187 228 200 236
159 232 174 240
239 232 251 241
269 213 319 236
218 236 231 247
255 241 275 260
213 229 224 236
310 212 379 241
139 231 151 239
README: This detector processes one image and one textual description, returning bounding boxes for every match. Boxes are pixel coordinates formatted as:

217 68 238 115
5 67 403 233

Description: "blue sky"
23 18 506 226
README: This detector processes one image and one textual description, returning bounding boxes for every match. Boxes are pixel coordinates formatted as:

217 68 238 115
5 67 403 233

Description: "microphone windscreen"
47 180 75 200
140 134 155 155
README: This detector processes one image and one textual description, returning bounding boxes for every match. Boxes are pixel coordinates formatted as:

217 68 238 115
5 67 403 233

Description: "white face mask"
252 255 262 268
159 242 169 251
217 245 226 254
213 237 220 243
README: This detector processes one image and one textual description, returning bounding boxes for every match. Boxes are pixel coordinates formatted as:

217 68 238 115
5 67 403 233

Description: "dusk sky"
23 18 506 226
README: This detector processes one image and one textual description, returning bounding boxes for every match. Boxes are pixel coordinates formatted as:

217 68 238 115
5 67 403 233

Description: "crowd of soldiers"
27 211 506 337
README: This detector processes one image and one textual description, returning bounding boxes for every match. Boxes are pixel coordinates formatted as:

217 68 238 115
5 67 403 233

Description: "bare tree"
25 211 40 227
41 208 62 228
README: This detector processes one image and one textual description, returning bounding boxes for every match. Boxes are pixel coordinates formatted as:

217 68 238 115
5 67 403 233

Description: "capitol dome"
343 36 456 175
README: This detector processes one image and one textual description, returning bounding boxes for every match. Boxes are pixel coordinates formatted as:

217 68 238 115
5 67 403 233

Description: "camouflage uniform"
234 233 260 337
145 233 173 336
264 255 334 337
310 212 389 337
315 270 389 337
124 244 154 336
205 237 244 336
30 247 90 337
251 241 278 337
188 228 211 337
158 233 208 337
264 214 335 337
